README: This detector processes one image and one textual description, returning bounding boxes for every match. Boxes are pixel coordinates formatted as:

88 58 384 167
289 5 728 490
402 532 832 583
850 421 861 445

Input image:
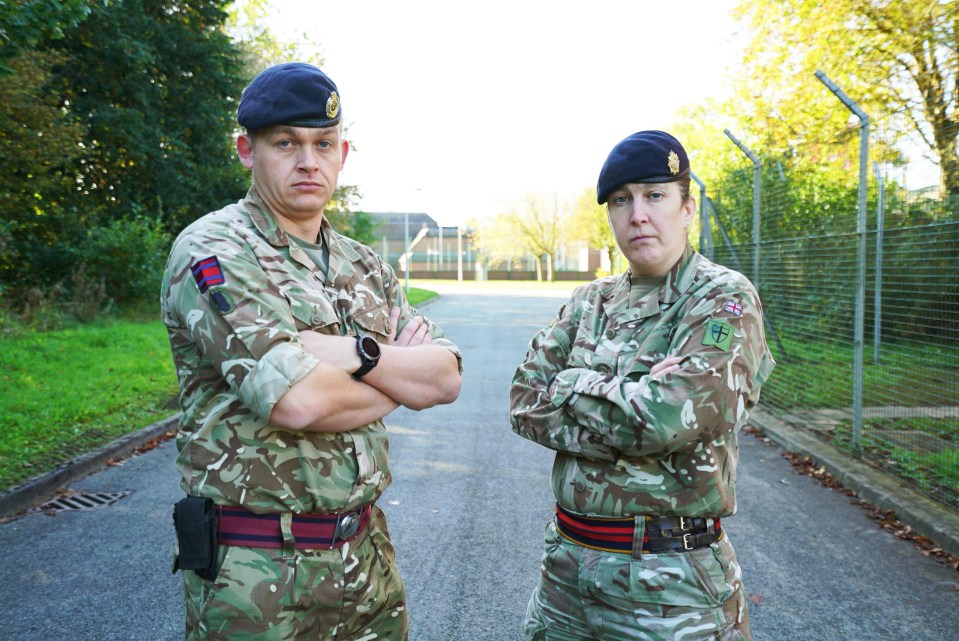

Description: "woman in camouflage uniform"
510 130 775 641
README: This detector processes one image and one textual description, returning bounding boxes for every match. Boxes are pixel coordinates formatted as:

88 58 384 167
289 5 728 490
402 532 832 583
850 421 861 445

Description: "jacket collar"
599 243 699 321
243 186 362 278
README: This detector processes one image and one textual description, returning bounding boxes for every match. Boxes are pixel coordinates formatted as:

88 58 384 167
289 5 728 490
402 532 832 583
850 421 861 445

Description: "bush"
70 214 169 312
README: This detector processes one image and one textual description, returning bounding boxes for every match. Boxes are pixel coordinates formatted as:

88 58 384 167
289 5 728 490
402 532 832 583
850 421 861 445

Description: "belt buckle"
332 510 361 548
682 533 694 551
679 517 691 532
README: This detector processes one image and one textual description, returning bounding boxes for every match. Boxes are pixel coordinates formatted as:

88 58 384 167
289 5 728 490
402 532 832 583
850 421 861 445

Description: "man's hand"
387 306 432 347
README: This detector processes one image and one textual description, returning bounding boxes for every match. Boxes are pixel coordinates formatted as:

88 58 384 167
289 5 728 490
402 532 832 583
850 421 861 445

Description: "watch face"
360 335 381 359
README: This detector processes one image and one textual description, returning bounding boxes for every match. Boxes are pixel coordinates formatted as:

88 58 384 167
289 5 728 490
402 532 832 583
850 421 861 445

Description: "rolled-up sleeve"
237 342 320 421
165 227 319 422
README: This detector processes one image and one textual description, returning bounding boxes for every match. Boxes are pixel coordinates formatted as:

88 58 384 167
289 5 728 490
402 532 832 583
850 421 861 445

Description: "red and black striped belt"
217 504 372 550
554 504 722 555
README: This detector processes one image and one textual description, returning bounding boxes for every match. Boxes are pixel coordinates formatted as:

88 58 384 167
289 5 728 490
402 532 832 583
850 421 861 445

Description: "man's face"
605 182 695 277
237 125 349 233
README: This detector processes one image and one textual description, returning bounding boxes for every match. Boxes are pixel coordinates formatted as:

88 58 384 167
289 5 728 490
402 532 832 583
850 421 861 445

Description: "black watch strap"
351 359 377 381
351 335 380 381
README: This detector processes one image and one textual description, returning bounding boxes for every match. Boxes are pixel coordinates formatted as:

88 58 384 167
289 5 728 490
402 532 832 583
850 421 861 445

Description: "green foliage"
69 214 170 311
226 0 320 69
0 0 93 70
731 0 959 194
347 211 381 246
45 0 249 233
0 0 269 317
0 0 368 322
566 187 619 271
0 51 89 280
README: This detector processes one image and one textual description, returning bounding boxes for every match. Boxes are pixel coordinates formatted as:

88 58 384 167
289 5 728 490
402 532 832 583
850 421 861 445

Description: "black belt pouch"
172 496 218 580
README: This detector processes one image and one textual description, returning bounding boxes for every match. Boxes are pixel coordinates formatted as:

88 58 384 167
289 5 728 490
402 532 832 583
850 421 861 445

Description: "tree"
226 0 315 70
47 0 248 233
0 1 95 287
732 0 959 195
346 211 381 247
0 51 87 280
483 192 565 281
0 0 92 72
566 187 619 275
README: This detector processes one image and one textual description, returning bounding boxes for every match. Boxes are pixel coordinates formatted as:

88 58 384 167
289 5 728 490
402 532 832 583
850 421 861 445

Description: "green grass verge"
0 320 179 490
405 286 436 306
0 287 439 492
762 335 958 508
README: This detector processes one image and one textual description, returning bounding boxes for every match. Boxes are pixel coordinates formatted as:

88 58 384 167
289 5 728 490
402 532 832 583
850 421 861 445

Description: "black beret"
237 62 341 132
596 130 690 204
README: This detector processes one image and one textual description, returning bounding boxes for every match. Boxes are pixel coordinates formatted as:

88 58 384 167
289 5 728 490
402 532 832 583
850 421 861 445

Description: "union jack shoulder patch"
722 300 744 317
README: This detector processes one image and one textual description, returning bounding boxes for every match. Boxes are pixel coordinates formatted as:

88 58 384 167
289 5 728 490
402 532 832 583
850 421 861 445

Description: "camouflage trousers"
180 506 407 641
524 521 750 641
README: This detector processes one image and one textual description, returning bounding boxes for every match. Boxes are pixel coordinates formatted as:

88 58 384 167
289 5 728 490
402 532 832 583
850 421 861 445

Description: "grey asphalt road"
1 285 957 641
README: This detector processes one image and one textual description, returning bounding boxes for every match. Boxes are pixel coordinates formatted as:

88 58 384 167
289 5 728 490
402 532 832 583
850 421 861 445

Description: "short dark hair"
678 174 691 202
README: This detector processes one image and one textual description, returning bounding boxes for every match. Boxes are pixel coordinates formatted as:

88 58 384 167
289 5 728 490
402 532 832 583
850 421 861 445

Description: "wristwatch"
351 334 381 380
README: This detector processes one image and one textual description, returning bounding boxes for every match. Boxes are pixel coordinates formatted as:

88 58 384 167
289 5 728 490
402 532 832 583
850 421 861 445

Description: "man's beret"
237 62 341 132
596 130 690 204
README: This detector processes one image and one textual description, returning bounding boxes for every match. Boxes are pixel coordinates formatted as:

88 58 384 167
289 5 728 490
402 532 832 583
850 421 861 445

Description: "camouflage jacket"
509 244 774 518
161 187 461 514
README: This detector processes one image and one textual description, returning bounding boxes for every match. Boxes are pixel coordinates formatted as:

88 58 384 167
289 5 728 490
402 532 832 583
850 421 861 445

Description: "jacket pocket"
282 286 339 332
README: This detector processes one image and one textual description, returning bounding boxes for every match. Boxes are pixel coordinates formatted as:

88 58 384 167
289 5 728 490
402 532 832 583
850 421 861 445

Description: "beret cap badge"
595 130 691 204
326 91 340 120
668 150 681 175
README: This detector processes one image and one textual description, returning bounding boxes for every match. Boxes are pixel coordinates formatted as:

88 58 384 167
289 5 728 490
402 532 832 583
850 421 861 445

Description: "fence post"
873 161 885 364
723 129 761 287
816 69 870 457
404 212 410 293
690 172 713 259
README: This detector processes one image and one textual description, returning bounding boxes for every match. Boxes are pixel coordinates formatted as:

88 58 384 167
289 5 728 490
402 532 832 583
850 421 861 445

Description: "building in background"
367 212 604 281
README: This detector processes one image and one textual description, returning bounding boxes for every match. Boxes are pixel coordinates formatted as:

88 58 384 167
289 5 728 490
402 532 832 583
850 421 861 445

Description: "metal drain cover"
39 491 132 513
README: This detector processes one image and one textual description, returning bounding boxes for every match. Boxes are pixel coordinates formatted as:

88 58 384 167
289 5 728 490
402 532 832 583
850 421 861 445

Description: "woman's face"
606 182 695 277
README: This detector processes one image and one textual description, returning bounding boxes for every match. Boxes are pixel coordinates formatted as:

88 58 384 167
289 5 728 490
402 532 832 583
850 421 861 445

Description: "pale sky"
266 0 745 227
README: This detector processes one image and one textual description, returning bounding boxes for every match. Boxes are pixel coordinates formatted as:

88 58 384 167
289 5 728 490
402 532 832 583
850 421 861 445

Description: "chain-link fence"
703 82 959 512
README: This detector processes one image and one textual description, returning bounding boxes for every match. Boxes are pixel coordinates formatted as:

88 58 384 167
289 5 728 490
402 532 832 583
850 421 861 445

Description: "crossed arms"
271 307 461 432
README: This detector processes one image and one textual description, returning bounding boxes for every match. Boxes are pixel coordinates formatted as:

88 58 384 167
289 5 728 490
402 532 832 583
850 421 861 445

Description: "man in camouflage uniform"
161 62 462 641
510 130 774 641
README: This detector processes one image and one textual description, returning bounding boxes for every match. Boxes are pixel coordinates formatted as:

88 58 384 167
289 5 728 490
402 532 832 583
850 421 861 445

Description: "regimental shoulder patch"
722 300 744 317
191 256 225 294
702 318 734 351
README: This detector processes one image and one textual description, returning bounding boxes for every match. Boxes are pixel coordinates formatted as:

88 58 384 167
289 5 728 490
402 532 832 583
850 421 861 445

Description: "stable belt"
555 504 721 555
217 504 372 550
